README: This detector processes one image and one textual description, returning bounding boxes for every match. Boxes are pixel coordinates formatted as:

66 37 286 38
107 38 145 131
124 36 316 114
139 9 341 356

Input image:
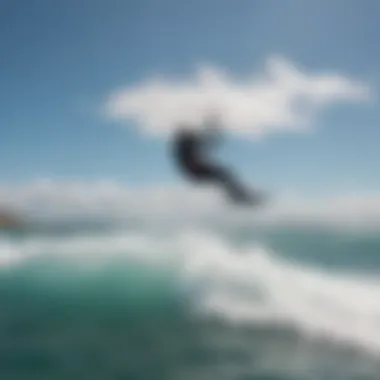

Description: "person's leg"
205 165 254 203
189 162 264 204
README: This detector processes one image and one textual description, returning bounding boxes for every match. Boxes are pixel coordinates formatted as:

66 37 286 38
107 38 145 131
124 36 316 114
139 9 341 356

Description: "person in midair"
171 117 266 205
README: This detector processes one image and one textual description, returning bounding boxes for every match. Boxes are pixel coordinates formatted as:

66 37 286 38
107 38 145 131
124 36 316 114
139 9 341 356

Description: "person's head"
203 111 222 128
175 123 192 135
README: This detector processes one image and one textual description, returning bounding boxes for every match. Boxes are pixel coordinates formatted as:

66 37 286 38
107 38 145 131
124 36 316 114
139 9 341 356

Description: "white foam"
178 232 380 354
0 232 175 269
1 230 380 355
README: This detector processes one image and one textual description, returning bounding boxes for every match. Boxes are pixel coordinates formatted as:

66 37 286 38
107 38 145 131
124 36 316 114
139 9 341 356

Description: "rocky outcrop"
0 210 22 229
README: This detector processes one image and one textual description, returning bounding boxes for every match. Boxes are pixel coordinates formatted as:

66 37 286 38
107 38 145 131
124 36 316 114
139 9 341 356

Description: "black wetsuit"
172 129 255 204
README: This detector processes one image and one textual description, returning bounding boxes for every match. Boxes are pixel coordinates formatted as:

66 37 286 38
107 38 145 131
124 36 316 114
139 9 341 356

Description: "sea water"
0 223 380 380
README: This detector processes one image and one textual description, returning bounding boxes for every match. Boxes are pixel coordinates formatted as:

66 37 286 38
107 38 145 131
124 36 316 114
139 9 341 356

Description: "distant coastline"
0 210 23 229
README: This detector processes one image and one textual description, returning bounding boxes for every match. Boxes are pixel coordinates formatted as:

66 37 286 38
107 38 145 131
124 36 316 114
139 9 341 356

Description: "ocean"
0 222 380 380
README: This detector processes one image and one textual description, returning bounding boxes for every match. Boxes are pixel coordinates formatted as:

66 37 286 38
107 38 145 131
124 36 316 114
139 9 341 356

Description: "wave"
1 229 380 356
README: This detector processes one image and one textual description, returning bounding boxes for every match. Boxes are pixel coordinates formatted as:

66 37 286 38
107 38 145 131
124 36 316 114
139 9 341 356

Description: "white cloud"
2 180 380 230
105 56 372 138
0 180 221 221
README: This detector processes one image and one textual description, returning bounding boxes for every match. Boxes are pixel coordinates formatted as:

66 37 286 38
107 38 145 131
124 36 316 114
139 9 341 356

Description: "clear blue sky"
1 0 380 195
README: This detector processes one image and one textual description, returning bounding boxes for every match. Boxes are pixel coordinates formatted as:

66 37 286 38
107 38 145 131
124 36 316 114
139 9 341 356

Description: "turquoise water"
1 225 380 379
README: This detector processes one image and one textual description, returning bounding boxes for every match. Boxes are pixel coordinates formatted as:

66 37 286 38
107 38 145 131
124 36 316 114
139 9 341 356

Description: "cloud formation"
105 56 372 138
1 180 380 230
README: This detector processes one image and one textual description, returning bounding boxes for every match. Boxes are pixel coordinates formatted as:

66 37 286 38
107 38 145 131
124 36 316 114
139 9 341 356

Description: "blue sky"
1 0 380 197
